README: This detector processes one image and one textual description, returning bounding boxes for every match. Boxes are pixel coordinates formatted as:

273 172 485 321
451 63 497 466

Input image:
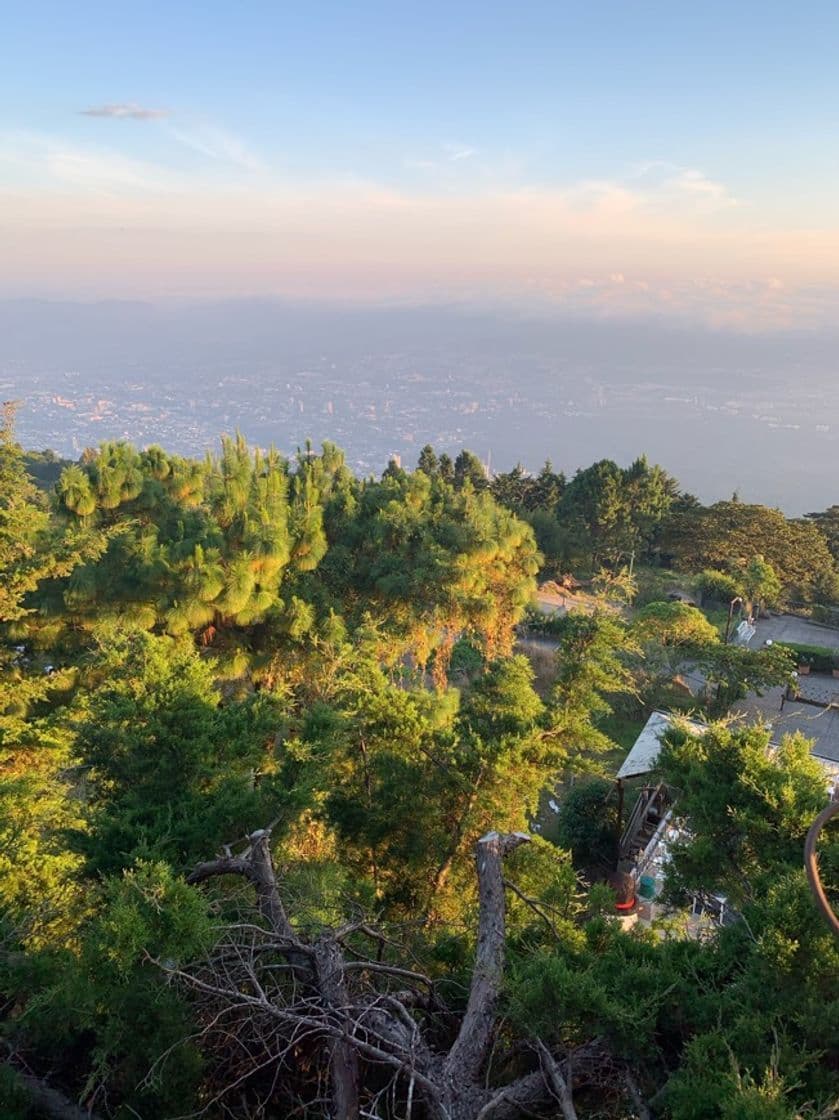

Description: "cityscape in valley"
6 298 839 512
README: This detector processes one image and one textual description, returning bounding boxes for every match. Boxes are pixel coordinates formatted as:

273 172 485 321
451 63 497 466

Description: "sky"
3 0 839 327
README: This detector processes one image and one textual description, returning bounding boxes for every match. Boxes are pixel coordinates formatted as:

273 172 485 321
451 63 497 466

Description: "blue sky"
3 1 839 321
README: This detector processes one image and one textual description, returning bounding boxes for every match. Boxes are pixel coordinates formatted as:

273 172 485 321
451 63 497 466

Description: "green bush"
521 605 567 637
774 641 838 673
811 603 839 628
555 777 618 869
696 568 743 604
449 636 485 675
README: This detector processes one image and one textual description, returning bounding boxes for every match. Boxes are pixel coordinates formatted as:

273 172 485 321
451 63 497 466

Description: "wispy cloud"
0 131 182 192
628 160 736 211
2 140 836 328
80 102 170 120
404 142 478 173
443 143 477 162
80 100 264 172
164 122 265 172
670 168 733 205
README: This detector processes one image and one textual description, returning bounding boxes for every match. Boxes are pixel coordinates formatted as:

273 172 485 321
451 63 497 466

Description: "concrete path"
746 614 839 650
733 614 839 762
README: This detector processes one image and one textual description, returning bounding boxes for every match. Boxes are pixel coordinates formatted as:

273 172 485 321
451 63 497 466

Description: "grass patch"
633 566 693 607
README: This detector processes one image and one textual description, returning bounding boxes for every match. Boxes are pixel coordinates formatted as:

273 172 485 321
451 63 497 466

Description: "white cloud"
0 131 183 193
627 160 736 211
1 139 836 327
80 102 264 172
80 103 170 120
668 168 735 207
164 122 265 172
404 142 478 173
443 143 477 162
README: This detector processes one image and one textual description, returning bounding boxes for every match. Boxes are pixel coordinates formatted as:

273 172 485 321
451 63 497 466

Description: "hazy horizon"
5 296 838 516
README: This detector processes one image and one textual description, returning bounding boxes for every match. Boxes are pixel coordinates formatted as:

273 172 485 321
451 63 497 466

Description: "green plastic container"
638 874 656 900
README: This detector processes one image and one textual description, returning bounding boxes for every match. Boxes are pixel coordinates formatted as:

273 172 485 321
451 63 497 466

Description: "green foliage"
448 635 485 675
490 460 565 515
0 405 104 623
316 652 562 914
697 567 744 603
663 500 839 604
804 503 839 565
773 640 837 672
632 600 720 648
555 777 617 869
72 632 290 874
0 711 85 948
700 641 794 713
23 448 71 490
20 864 211 1117
3 431 839 1118
0 1066 30 1118
742 554 782 610
547 611 639 762
558 455 677 568
658 723 828 904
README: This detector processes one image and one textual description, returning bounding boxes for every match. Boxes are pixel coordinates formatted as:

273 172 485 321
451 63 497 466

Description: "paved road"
746 614 839 650
736 614 839 764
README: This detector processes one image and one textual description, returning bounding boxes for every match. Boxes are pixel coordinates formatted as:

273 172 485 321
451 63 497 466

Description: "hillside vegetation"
1 415 837 1119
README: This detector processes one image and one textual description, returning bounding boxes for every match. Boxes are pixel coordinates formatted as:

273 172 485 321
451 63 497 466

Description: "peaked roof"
616 710 706 780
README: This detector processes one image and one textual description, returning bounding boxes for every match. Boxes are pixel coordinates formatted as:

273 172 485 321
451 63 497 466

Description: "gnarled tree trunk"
182 827 638 1120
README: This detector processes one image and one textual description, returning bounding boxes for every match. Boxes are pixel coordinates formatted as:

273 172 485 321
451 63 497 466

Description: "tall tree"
662 500 839 604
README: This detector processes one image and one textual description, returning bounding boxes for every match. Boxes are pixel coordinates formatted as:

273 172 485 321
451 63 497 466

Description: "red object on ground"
609 868 637 912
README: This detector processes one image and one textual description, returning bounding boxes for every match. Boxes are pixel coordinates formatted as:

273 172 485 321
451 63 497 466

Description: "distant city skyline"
3 2 839 327
5 298 839 515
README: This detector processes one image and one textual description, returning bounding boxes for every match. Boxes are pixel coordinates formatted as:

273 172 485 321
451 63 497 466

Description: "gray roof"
616 710 706 780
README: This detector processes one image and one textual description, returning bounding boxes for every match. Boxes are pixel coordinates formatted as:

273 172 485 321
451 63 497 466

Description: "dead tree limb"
536 1040 578 1120
188 829 296 942
443 831 530 1089
624 1069 652 1120
182 827 637 1120
313 934 361 1120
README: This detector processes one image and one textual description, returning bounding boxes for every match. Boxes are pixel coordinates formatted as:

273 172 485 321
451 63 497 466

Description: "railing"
633 809 674 881
619 783 672 861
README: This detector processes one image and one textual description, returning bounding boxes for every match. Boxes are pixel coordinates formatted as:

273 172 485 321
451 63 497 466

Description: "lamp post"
723 596 744 645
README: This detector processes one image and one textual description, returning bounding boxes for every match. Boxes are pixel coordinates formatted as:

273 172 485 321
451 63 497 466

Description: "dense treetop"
1 419 837 1119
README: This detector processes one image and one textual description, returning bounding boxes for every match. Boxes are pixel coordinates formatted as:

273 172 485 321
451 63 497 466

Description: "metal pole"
616 778 625 837
723 596 743 645
804 800 839 940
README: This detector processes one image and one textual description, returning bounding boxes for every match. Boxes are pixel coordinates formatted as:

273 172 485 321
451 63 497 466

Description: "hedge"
774 641 838 673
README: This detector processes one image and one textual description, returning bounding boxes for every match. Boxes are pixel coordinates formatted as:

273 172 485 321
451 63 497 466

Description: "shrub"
774 641 837 673
521 606 567 638
697 569 743 604
811 604 839 628
555 777 617 869
449 636 485 675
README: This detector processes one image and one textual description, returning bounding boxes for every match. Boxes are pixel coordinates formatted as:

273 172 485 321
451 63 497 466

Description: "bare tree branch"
536 1040 578 1120
188 830 296 943
624 1069 652 1120
174 828 635 1120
